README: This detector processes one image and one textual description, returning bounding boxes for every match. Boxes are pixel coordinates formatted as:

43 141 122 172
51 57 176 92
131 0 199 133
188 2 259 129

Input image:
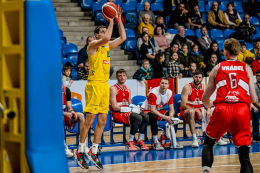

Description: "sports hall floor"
67 129 260 173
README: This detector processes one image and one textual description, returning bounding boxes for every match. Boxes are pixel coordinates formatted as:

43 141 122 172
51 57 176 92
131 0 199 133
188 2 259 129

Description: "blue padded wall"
25 1 69 172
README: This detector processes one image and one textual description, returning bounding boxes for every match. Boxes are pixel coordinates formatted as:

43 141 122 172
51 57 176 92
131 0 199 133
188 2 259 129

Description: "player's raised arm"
108 6 126 50
202 65 217 108
181 85 193 110
88 15 114 49
248 67 257 103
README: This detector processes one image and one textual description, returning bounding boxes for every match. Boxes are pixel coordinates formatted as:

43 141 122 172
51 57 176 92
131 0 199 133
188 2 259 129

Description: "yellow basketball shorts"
83 81 110 115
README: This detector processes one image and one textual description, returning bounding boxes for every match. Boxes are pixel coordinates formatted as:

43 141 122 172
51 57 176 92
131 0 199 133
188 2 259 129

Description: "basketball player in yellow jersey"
75 6 126 170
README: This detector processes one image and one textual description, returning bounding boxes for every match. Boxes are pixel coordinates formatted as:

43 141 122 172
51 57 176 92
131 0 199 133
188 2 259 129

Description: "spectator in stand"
172 26 194 50
179 44 190 71
168 3 189 30
77 36 94 68
138 1 155 24
238 42 255 66
138 14 155 37
153 52 166 78
204 54 218 77
137 27 160 52
251 71 260 142
140 32 156 64
197 26 212 55
154 26 170 53
185 62 197 77
187 4 204 31
182 0 199 12
239 14 256 44
251 49 260 74
189 44 204 71
62 65 73 88
252 40 260 56
133 59 154 84
167 52 182 79
153 16 167 34
207 2 230 30
77 59 89 80
165 43 181 67
245 0 260 21
204 41 223 64
224 3 242 31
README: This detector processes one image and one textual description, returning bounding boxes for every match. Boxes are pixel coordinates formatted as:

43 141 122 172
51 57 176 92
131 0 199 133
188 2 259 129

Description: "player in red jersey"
141 77 183 150
201 38 257 173
180 70 212 147
110 69 149 151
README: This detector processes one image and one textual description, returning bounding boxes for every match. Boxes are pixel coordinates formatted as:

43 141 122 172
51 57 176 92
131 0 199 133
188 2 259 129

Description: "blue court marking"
68 143 260 168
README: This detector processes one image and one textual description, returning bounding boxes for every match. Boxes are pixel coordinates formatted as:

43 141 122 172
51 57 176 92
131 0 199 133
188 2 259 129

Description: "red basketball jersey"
110 84 130 113
182 82 204 110
214 60 251 107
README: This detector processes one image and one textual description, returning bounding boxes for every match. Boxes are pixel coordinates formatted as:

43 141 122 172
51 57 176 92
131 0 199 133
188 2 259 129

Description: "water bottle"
196 129 201 144
160 133 165 147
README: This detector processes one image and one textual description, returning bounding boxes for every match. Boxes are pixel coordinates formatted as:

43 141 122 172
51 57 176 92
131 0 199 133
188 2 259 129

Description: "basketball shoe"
126 141 137 151
170 143 183 149
192 138 199 148
84 146 89 157
65 145 74 158
87 148 103 170
215 138 228 145
135 140 149 150
74 149 88 169
153 141 164 150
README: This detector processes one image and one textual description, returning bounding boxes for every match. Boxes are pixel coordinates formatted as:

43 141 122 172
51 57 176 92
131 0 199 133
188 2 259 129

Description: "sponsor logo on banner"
103 60 109 64
71 92 82 101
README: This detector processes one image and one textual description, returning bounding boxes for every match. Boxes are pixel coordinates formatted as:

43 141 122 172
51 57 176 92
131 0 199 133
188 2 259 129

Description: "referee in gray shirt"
251 70 260 142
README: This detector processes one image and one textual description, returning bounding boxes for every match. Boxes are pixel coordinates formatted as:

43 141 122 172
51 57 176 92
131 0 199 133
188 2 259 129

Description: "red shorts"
112 112 131 126
63 116 76 130
142 110 167 121
206 103 251 147
180 108 202 123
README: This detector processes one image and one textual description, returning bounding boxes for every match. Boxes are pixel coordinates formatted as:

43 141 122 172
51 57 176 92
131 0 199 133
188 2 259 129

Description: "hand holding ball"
102 2 118 19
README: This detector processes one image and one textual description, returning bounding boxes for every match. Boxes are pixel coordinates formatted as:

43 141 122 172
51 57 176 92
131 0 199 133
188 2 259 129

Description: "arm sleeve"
153 38 160 52
207 12 218 26
62 76 71 87
167 63 174 78
238 13 242 23
137 38 143 50
138 11 143 24
133 70 143 80
222 11 229 25
198 38 207 52
65 87 71 101
150 12 155 23
138 23 143 36
148 93 157 106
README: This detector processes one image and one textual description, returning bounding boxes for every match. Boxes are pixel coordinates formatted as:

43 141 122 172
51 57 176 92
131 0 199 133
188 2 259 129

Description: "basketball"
102 2 118 19
245 57 255 64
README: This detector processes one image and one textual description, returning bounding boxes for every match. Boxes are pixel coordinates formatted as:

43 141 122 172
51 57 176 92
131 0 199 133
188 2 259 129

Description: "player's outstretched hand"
115 5 123 22
102 13 114 23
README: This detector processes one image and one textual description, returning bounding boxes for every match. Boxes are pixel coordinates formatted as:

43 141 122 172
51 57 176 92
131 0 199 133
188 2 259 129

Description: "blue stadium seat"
125 11 138 24
71 67 77 80
184 29 195 36
60 37 67 46
125 28 136 38
93 110 113 131
114 0 123 6
239 12 246 20
206 4 211 12
63 43 78 57
253 26 260 39
250 17 259 25
151 3 164 11
154 0 165 5
173 94 181 113
220 0 229 6
210 29 224 40
137 3 144 13
219 5 226 12
96 11 106 24
215 37 225 51
82 0 93 9
122 3 136 12
199 0 205 12
63 43 78 66
167 28 178 34
63 54 78 67
246 42 254 51
201 12 207 24
234 5 243 12
124 38 137 52
139 0 151 4
92 1 103 16
67 98 83 136
165 15 170 28
233 0 243 6
224 29 235 39
207 0 215 6
59 29 63 37
195 28 210 38
132 95 146 106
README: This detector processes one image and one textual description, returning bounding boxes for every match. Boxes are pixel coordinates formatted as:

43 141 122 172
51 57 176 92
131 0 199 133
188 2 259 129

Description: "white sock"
128 134 135 142
91 143 99 154
192 134 197 140
153 135 158 143
202 166 211 173
78 142 85 153
138 133 144 142
84 139 88 149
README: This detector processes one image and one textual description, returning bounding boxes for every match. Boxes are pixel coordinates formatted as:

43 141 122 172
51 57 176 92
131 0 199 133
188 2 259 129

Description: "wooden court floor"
69 153 260 173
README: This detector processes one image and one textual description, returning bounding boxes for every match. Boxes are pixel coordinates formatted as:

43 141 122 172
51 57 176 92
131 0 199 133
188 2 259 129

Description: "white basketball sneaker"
215 138 228 145
192 138 199 148
65 145 74 158
170 143 183 149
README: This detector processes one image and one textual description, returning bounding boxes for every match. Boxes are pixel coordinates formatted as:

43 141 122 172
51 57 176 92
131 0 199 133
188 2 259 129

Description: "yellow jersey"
87 44 110 83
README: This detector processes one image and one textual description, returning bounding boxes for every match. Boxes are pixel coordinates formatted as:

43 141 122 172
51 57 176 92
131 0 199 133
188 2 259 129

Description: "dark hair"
161 76 169 82
142 59 149 64
240 42 246 47
194 70 203 76
201 26 207 31
86 36 94 44
84 59 89 64
172 43 179 48
63 64 71 72
181 43 188 50
210 41 218 48
226 2 234 8
154 52 164 64
211 53 218 58
94 25 106 34
255 40 260 47
141 32 149 39
256 70 260 74
154 26 162 36
178 2 185 7
223 38 240 56
191 44 199 49
193 4 199 8
116 69 127 77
